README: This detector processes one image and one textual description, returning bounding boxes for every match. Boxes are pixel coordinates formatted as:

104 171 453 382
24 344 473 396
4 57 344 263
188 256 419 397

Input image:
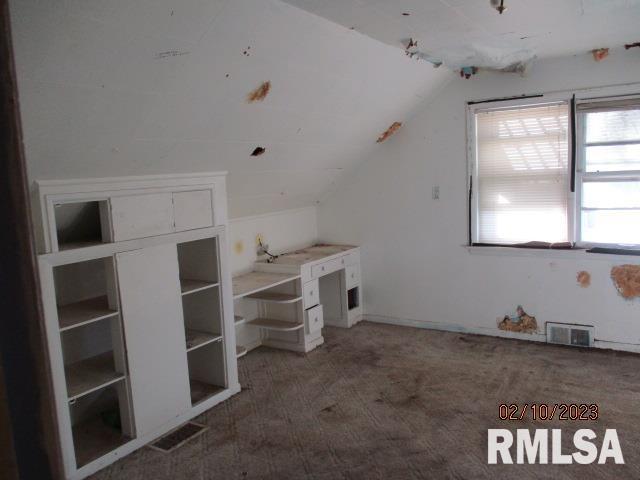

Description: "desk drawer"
305 305 323 334
311 258 341 278
346 265 359 289
303 279 319 309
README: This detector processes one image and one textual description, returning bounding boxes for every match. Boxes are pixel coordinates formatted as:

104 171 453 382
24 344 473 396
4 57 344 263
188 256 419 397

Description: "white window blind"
475 103 570 244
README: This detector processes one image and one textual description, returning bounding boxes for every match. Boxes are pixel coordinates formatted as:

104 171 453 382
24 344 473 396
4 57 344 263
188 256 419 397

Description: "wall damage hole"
592 48 609 61
624 42 640 50
611 265 640 299
377 122 402 143
402 12 410 16
460 66 479 79
577 271 591 288
247 81 271 103
498 305 538 334
250 147 265 156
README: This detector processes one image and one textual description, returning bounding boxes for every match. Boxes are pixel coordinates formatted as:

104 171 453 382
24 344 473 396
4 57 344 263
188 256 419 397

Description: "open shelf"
185 329 222 352
189 379 225 406
234 315 246 326
70 384 132 468
58 296 119 332
54 200 111 251
246 292 302 304
248 318 305 332
236 345 248 358
180 279 219 296
186 340 226 406
65 352 125 401
72 412 130 467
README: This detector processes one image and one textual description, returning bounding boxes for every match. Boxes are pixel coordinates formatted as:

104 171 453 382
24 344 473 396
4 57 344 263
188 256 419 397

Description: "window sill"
465 245 640 263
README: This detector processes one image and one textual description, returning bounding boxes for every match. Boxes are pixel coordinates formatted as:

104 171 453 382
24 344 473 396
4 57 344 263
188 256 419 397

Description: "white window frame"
574 96 640 248
467 93 573 245
467 86 640 248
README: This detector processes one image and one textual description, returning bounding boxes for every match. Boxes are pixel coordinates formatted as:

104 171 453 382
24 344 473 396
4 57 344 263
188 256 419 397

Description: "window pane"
582 210 640 245
585 144 640 172
585 109 640 143
476 103 569 244
583 181 640 209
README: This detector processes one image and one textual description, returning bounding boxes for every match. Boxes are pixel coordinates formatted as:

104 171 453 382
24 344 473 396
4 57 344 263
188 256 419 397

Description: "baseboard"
364 314 640 354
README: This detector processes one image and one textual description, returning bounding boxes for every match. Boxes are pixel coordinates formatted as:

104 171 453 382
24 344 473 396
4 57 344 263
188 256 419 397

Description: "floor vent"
149 422 208 453
546 322 594 347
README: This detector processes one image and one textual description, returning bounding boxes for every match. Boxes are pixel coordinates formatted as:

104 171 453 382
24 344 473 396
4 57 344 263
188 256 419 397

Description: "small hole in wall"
251 147 265 156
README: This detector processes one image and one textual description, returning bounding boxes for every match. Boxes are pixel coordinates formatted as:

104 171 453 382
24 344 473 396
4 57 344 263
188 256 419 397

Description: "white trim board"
364 315 640 354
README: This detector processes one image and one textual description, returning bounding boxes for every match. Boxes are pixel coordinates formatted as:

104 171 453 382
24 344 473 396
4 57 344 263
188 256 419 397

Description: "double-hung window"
471 101 570 245
576 99 640 246
469 94 640 248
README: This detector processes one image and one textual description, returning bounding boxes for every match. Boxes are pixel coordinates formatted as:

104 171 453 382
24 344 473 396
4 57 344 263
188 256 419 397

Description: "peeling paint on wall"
247 81 271 103
577 271 591 288
592 48 609 61
376 122 402 143
611 265 640 299
498 305 538 333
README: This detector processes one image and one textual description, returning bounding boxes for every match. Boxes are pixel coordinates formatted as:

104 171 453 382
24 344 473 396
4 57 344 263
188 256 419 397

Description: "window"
576 100 640 246
472 102 570 244
470 96 640 248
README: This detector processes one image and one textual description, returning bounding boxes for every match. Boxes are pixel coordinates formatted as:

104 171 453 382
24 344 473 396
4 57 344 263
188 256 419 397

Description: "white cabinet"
110 193 174 241
173 190 213 231
34 172 228 253
36 173 239 480
116 244 191 436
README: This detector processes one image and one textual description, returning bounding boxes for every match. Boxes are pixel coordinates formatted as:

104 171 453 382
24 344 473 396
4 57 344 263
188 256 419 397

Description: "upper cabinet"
34 172 228 253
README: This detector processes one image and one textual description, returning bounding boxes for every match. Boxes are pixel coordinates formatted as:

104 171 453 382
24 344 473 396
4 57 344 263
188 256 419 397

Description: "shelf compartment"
234 315 246 326
246 292 302 304
65 352 125 401
248 318 305 332
70 384 131 468
236 345 248 358
180 279 219 296
58 296 119 332
185 329 222 352
187 340 226 406
189 379 225 406
54 200 111 251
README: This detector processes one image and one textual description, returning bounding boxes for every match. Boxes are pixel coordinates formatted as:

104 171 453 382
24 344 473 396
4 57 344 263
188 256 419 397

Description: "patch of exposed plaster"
611 265 640 299
377 122 402 143
498 305 538 334
592 48 609 61
247 81 271 103
577 271 591 288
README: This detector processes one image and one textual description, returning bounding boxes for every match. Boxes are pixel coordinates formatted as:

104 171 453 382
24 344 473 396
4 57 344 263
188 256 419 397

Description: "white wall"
318 49 640 351
10 0 447 218
229 206 317 276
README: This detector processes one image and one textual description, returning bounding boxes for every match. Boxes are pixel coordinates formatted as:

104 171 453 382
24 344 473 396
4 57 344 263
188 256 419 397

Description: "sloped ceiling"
282 0 640 68
10 0 449 218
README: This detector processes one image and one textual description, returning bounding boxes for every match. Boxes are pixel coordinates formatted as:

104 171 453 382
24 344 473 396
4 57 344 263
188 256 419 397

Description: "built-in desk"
232 244 362 356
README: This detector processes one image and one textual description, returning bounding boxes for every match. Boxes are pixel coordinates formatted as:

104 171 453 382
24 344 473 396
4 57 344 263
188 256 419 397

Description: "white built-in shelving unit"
36 173 239 480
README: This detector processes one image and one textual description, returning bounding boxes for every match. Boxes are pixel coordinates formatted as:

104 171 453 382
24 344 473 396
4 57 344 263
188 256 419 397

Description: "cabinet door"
173 190 213 231
111 193 174 241
116 244 191 437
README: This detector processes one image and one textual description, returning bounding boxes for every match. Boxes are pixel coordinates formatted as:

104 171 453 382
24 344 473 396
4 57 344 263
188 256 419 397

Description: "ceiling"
282 0 640 68
11 0 448 218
